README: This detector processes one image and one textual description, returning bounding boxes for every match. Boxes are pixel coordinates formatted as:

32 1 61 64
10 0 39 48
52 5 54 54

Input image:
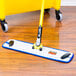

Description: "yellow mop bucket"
0 0 62 32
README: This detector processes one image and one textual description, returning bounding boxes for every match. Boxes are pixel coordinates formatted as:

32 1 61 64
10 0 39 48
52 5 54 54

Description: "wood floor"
0 6 76 76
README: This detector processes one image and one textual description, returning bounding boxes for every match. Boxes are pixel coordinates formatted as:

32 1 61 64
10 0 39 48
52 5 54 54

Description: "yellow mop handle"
39 0 45 27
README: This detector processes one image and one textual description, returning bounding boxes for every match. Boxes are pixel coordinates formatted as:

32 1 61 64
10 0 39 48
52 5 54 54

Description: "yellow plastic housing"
0 0 61 20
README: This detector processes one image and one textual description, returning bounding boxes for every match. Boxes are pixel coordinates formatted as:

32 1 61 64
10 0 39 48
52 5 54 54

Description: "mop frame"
2 40 74 63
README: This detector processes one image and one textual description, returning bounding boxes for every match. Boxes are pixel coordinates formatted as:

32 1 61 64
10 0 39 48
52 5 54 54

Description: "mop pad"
2 39 74 63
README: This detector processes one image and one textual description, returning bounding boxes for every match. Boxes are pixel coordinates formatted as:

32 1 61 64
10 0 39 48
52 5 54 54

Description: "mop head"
2 39 74 63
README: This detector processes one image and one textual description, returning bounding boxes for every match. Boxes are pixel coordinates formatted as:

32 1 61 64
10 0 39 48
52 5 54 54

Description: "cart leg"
55 10 62 21
0 0 8 32
0 19 8 32
44 9 50 13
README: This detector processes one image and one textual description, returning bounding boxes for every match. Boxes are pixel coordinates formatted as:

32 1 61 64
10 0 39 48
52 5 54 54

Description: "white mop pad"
2 39 74 63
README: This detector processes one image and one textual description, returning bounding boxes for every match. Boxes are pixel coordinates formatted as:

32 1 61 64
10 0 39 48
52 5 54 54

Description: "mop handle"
39 0 45 27
35 0 45 47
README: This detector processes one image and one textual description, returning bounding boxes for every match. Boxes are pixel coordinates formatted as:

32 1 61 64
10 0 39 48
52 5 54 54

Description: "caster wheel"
44 9 50 13
1 20 8 32
55 10 63 21
40 48 42 51
32 46 34 49
9 40 14 47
